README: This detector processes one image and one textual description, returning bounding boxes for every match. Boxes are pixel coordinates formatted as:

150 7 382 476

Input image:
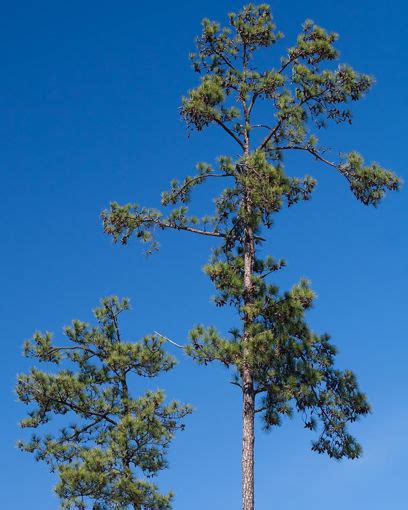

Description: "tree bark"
121 373 142 510
241 80 256 509
242 204 255 510
242 366 255 510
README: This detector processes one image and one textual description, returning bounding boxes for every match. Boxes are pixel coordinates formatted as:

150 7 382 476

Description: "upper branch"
214 118 245 149
259 119 282 151
274 144 400 206
154 220 225 238
275 144 337 168
162 172 231 206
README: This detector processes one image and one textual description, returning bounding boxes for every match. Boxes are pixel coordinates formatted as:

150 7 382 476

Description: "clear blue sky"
1 1 407 508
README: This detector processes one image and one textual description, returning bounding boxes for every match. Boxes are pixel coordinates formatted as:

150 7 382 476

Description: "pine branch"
156 220 226 239
165 172 231 204
259 119 282 150
214 118 245 149
276 144 337 168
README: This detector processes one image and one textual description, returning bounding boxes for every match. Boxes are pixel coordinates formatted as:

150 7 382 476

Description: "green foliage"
187 276 370 459
17 297 192 509
101 3 401 462
340 152 400 206
181 75 225 131
103 4 400 250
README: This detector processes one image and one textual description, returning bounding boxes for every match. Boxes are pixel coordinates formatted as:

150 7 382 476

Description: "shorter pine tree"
16 296 191 510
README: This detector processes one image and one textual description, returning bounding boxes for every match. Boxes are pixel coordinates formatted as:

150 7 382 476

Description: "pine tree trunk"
241 98 256 509
121 373 142 510
242 201 255 510
242 367 255 510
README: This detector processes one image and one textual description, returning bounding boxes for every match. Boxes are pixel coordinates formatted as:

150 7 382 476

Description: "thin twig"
275 145 337 168
154 331 184 349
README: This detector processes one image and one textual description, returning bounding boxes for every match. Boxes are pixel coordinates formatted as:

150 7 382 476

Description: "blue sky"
1 1 407 508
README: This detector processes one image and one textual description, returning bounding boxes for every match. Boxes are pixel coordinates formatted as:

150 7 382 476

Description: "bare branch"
214 118 245 149
248 93 258 115
259 119 283 150
151 217 266 242
251 124 273 131
147 217 225 238
276 145 337 168
154 331 184 349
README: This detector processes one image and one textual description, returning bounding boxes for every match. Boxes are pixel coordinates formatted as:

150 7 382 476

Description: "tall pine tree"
102 5 401 509
17 297 191 510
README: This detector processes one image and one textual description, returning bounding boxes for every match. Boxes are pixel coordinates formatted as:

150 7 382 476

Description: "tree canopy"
17 297 191 510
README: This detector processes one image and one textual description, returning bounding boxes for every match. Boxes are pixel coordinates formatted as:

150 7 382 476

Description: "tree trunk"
242 88 255 510
121 373 142 510
242 367 255 510
242 202 255 510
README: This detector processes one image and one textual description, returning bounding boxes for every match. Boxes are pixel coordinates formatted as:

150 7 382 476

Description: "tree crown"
17 297 191 510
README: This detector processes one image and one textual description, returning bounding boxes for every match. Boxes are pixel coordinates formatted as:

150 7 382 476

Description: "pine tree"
17 296 191 510
101 5 401 510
